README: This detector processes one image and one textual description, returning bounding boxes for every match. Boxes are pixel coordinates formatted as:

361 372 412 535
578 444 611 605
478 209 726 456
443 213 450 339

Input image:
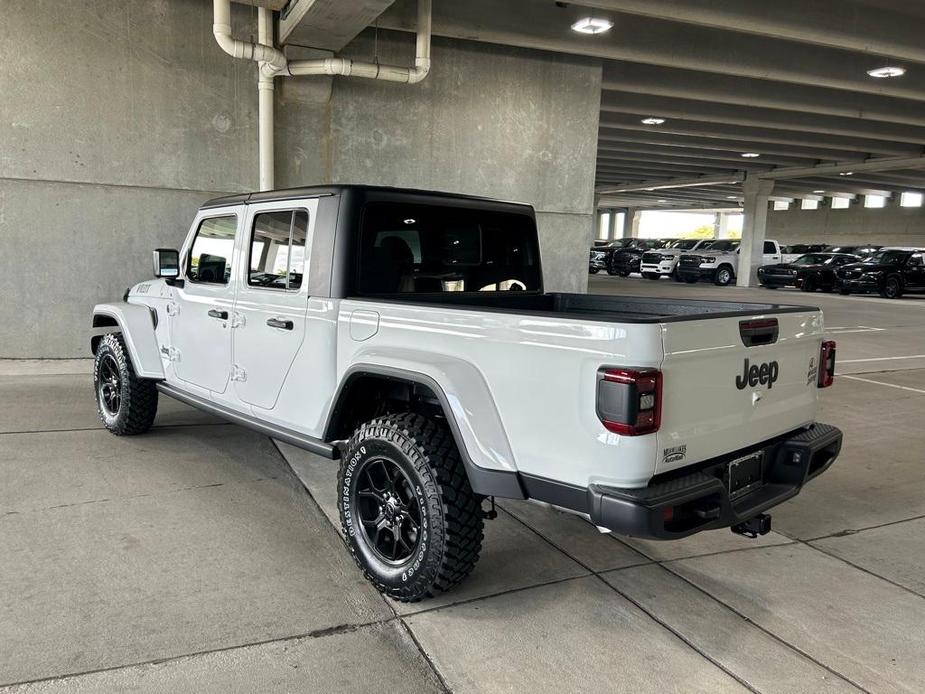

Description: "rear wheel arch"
324 368 525 499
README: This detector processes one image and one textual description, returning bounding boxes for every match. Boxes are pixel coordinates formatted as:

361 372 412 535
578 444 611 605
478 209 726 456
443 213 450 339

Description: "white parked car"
640 239 716 281
677 239 783 286
91 186 841 601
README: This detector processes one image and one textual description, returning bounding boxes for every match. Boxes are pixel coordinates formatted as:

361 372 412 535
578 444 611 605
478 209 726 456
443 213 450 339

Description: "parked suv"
836 248 925 298
641 239 715 281
677 239 783 286
608 238 666 276
589 238 632 274
91 185 841 601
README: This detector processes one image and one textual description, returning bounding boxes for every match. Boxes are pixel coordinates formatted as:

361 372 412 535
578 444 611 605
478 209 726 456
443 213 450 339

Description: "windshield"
669 239 699 250
862 251 909 265
792 254 831 266
708 240 740 252
604 239 631 248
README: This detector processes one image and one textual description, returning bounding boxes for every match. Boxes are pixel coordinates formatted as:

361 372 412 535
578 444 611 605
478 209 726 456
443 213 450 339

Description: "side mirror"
153 248 180 278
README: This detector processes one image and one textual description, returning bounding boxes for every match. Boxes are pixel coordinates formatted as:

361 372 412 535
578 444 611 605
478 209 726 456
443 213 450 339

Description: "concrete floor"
2 277 924 693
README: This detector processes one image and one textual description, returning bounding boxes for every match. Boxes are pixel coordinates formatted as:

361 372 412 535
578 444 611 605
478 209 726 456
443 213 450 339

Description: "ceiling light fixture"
813 190 825 193
641 117 665 125
740 152 761 158
571 17 613 34
867 66 906 78
839 171 854 176
727 195 738 199
657 199 668 203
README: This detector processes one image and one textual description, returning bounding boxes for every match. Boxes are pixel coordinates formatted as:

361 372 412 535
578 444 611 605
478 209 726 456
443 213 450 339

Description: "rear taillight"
597 367 662 436
818 340 836 388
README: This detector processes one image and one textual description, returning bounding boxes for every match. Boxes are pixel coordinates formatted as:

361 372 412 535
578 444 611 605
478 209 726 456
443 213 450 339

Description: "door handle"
266 317 294 330
208 308 228 320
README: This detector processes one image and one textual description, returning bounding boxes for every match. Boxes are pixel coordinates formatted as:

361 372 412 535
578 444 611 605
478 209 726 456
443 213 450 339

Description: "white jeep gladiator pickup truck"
677 239 783 286
91 186 841 602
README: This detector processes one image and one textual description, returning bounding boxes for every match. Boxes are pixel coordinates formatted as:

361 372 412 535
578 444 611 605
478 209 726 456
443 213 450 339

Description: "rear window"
358 202 541 295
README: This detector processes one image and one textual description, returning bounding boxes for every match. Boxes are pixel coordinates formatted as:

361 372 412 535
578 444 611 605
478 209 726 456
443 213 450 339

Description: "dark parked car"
835 249 925 299
609 239 665 276
758 253 859 291
824 245 880 257
589 238 633 274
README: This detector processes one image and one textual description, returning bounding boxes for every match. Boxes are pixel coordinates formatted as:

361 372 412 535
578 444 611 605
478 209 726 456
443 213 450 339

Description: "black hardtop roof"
200 184 532 211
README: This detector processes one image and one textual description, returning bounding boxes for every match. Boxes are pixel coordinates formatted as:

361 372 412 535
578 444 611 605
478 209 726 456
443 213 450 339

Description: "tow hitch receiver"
731 513 772 539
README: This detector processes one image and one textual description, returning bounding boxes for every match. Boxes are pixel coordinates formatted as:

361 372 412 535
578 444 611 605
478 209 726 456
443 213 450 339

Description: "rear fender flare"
326 354 524 499
91 303 164 380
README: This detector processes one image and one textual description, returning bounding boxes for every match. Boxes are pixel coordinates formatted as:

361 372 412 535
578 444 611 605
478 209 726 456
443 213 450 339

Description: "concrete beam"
281 0 397 49
598 173 745 195
598 128 874 162
737 176 775 288
578 0 925 65
600 91 925 145
597 143 817 167
602 61 925 129
757 155 925 180
599 116 923 157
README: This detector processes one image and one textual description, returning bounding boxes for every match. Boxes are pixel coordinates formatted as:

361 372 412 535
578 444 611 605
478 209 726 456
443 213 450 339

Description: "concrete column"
607 209 619 240
737 176 775 287
715 211 731 239
623 208 641 238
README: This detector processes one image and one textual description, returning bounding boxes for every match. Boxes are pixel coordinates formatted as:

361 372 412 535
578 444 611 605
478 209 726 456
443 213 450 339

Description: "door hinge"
160 345 180 362
230 365 247 382
231 311 246 329
165 302 179 316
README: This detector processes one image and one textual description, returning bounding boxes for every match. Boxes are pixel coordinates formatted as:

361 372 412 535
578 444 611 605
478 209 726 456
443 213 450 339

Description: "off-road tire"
589 268 600 274
606 265 619 276
800 277 815 292
93 333 158 435
879 276 903 299
643 272 661 280
838 286 851 295
714 265 734 286
338 413 483 602
684 276 699 284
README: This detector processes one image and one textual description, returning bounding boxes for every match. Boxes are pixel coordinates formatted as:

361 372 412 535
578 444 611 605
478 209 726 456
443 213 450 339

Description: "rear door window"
247 210 309 290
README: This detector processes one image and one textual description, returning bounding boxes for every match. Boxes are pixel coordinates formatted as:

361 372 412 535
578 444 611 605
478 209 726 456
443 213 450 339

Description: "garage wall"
768 202 925 247
1 8 600 358
277 31 602 293
0 0 258 358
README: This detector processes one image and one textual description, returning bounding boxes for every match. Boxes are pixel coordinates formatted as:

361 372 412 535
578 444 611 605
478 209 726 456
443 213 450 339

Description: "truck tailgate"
656 309 824 475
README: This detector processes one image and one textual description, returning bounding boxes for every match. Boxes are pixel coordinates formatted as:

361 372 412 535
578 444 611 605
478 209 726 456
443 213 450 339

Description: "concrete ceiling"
279 0 925 209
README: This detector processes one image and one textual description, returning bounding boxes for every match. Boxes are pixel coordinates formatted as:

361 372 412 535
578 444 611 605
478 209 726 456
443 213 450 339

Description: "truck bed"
355 292 815 323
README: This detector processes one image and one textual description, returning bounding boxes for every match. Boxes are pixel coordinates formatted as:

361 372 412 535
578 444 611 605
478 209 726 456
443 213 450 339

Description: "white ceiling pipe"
287 0 432 83
213 0 287 76
257 6 275 191
212 0 432 83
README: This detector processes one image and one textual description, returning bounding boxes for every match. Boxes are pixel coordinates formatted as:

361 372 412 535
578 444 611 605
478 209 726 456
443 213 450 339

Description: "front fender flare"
91 302 164 380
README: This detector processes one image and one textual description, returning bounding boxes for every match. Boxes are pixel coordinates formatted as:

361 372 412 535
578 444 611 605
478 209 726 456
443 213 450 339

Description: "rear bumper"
837 278 878 292
587 423 842 539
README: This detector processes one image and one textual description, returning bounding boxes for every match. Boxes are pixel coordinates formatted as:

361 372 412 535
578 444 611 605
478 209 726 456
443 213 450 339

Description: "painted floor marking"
840 374 925 395
839 354 925 364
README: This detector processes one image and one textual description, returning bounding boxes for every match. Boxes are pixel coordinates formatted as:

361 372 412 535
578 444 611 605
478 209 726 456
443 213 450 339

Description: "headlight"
862 271 883 279
788 269 798 275
704 257 717 263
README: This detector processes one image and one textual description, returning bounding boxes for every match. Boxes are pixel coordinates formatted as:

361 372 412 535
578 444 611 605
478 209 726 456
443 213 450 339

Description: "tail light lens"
597 367 662 436
818 340 836 388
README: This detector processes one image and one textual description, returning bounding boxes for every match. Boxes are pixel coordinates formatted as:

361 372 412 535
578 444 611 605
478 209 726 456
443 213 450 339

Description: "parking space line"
840 374 925 395
839 354 925 363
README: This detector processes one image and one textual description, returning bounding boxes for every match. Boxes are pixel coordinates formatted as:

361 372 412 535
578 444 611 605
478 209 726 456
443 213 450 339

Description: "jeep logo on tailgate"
736 358 779 389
